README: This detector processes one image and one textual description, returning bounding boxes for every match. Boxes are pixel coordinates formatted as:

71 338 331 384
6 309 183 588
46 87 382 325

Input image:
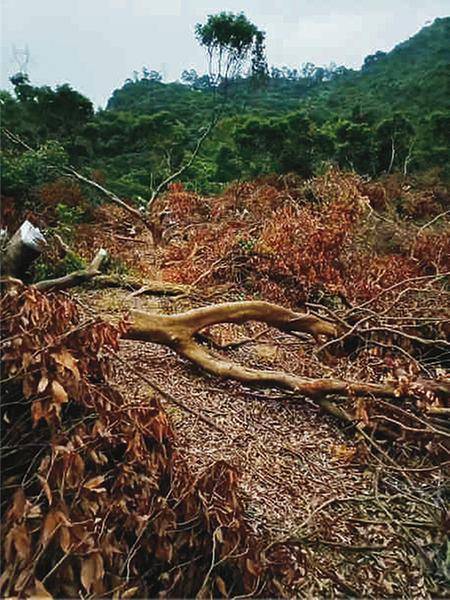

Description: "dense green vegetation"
1 16 449 206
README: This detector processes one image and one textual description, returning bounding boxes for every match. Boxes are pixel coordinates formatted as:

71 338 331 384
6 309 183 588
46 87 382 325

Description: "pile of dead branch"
157 170 449 305
0 285 305 598
1 168 449 597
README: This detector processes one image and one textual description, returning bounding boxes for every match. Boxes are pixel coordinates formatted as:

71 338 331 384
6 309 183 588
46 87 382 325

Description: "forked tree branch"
125 301 450 404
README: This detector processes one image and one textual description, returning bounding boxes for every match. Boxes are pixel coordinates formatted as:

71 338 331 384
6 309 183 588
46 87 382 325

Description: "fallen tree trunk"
125 302 449 402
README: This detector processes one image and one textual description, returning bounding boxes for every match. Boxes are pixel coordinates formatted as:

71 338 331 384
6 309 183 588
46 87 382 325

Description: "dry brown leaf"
29 579 53 599
7 487 26 521
121 587 140 598
14 567 33 594
83 475 106 491
246 558 259 576
23 376 34 399
37 475 52 506
52 350 80 381
330 443 357 463
215 576 228 596
7 523 31 561
81 553 104 593
0 566 12 593
40 510 59 546
4 529 14 562
51 380 68 404
355 397 370 425
31 400 44 426
37 374 49 394
59 526 71 553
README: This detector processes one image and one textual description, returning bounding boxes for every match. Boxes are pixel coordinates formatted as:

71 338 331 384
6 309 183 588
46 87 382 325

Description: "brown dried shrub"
0 285 304 598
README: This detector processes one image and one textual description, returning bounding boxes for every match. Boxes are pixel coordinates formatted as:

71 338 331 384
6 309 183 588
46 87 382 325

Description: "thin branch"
417 210 450 233
1 127 152 230
147 116 218 213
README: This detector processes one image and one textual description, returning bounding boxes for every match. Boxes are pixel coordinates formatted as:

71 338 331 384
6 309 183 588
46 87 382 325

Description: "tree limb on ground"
124 301 450 404
34 248 108 292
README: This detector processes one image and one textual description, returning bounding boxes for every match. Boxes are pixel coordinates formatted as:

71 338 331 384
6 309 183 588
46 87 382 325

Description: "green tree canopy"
195 12 267 85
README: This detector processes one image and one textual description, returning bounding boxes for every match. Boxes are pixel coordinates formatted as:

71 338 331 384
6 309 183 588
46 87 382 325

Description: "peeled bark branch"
127 301 336 345
177 341 399 399
124 301 450 411
124 301 430 402
35 248 108 292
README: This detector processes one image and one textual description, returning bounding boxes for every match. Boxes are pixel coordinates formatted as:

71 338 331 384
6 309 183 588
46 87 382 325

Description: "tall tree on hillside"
145 12 267 229
195 12 268 88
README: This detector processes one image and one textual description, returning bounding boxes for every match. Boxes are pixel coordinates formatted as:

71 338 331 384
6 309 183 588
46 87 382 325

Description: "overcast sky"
1 0 448 108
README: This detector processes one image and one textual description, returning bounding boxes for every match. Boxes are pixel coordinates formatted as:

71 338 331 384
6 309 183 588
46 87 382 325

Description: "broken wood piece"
35 248 108 292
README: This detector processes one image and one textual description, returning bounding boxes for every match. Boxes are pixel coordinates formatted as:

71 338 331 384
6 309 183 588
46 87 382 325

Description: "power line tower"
12 44 30 74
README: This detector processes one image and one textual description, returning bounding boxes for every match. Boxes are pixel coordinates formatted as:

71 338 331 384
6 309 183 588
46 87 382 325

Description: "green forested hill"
311 16 450 121
101 17 449 190
2 17 449 203
106 17 449 122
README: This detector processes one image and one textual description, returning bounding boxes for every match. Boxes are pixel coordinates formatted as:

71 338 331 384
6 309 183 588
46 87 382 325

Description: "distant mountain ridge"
106 16 450 124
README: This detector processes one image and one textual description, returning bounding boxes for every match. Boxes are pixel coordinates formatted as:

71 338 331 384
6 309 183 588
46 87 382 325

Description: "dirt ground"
73 285 448 598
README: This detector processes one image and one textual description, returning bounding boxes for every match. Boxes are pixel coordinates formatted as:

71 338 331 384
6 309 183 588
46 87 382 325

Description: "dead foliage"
157 170 449 306
0 285 308 598
1 169 449 598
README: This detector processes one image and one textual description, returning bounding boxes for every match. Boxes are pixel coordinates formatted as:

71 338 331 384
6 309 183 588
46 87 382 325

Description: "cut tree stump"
1 220 46 278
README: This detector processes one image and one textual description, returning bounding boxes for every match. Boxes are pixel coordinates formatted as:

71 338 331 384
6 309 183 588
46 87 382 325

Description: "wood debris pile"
0 285 304 598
